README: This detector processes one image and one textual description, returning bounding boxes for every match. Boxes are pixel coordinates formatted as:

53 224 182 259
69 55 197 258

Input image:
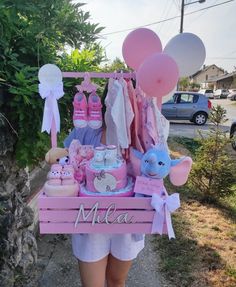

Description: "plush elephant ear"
169 157 192 186
128 148 143 177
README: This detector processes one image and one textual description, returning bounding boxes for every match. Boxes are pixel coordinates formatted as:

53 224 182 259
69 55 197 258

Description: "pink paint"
62 72 135 79
51 116 57 148
38 192 168 234
38 193 153 209
39 209 154 223
79 188 134 198
40 222 154 234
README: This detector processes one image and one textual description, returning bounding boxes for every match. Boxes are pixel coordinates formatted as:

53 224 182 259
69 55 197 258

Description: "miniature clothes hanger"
75 72 99 93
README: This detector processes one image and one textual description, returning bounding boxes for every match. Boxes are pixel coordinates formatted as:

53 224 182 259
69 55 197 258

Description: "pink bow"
151 193 180 239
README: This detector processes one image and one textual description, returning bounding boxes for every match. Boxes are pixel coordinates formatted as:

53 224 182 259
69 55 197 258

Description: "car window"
206 89 213 93
193 95 199 103
163 95 176 104
178 93 194 104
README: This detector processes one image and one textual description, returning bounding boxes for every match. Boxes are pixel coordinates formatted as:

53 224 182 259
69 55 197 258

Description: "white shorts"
72 234 145 263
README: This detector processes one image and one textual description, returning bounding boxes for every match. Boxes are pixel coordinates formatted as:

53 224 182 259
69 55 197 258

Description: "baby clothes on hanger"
120 78 134 145
127 80 143 153
146 98 158 144
136 90 155 152
152 97 170 147
105 78 129 151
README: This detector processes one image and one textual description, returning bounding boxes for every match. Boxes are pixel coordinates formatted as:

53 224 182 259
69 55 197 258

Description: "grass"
153 138 236 287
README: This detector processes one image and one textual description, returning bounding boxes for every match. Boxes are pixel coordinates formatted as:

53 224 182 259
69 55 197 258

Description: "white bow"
39 82 64 133
151 193 180 239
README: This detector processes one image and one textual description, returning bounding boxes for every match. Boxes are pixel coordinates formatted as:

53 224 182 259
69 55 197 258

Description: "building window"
206 74 208 81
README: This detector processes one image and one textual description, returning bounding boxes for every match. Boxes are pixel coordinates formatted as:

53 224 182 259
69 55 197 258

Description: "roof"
206 71 236 83
190 64 225 78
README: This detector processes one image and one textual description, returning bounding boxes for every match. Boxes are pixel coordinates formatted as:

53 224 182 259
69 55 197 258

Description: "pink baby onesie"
127 81 144 153
146 98 158 144
120 79 134 146
137 91 155 152
105 78 129 150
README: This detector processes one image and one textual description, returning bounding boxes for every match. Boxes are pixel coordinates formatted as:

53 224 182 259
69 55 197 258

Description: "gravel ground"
27 234 171 287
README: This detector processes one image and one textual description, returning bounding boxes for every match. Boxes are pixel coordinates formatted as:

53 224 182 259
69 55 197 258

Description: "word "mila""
74 202 134 228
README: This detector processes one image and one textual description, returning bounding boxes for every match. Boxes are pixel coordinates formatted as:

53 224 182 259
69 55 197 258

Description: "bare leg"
106 254 132 287
78 256 108 287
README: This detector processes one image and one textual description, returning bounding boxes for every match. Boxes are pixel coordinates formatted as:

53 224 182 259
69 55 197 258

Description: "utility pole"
180 0 185 33
180 0 206 33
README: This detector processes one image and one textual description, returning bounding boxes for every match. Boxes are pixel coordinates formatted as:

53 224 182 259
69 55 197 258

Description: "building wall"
192 65 224 85
216 75 236 89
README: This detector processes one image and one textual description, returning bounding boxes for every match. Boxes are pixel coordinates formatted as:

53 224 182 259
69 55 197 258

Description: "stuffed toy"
132 146 192 186
45 147 69 165
132 145 192 239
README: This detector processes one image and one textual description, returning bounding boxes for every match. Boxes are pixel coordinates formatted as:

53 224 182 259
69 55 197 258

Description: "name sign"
133 176 166 196
38 194 156 234
74 202 134 228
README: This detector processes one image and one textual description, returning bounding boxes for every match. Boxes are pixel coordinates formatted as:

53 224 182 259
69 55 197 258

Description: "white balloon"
164 33 206 77
38 64 62 86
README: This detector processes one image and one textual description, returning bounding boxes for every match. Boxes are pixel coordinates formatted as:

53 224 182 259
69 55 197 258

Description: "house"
207 71 236 90
190 64 225 88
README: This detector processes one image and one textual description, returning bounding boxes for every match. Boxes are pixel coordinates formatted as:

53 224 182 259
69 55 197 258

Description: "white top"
105 78 129 150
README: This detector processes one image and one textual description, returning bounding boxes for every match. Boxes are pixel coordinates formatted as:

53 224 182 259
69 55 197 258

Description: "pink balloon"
137 53 179 98
122 28 162 70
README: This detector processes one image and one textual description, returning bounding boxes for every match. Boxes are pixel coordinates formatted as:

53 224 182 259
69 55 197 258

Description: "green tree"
103 57 128 72
178 77 190 91
189 105 236 202
0 0 105 166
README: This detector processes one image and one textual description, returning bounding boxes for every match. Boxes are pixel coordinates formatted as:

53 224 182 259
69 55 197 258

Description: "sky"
77 0 236 73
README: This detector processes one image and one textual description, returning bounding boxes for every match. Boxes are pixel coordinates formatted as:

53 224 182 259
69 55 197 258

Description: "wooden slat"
39 209 155 223
40 222 153 234
38 194 153 210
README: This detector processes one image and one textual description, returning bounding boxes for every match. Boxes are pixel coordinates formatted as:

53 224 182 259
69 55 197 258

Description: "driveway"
169 99 236 138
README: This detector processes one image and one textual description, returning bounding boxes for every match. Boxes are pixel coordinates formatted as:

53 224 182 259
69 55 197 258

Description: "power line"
187 0 219 27
100 0 235 36
208 57 236 59
158 0 174 34
172 0 180 10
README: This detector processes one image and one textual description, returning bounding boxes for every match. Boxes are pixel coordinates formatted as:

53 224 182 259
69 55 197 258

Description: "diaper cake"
80 145 134 197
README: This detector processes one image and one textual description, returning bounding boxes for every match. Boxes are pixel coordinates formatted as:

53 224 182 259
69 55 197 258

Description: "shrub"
189 105 236 202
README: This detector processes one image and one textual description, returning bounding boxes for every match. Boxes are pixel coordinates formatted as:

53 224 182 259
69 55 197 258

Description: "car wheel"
193 112 208 125
230 125 236 150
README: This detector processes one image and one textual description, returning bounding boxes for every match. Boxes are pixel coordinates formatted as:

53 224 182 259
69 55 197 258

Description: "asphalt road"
169 99 236 138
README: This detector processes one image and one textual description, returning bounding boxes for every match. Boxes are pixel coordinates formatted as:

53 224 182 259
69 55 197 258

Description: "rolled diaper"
61 165 75 185
47 164 62 185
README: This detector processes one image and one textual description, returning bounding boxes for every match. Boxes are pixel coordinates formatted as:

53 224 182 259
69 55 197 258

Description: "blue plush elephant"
131 146 192 186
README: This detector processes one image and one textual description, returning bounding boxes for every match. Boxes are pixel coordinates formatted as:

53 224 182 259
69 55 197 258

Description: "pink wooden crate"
38 192 159 234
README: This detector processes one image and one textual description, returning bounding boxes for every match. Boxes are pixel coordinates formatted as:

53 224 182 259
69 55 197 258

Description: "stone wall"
0 120 37 287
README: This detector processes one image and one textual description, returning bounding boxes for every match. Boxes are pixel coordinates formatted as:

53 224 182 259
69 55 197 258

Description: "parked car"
230 120 236 150
162 91 212 125
227 91 236 101
198 89 214 99
213 89 229 99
